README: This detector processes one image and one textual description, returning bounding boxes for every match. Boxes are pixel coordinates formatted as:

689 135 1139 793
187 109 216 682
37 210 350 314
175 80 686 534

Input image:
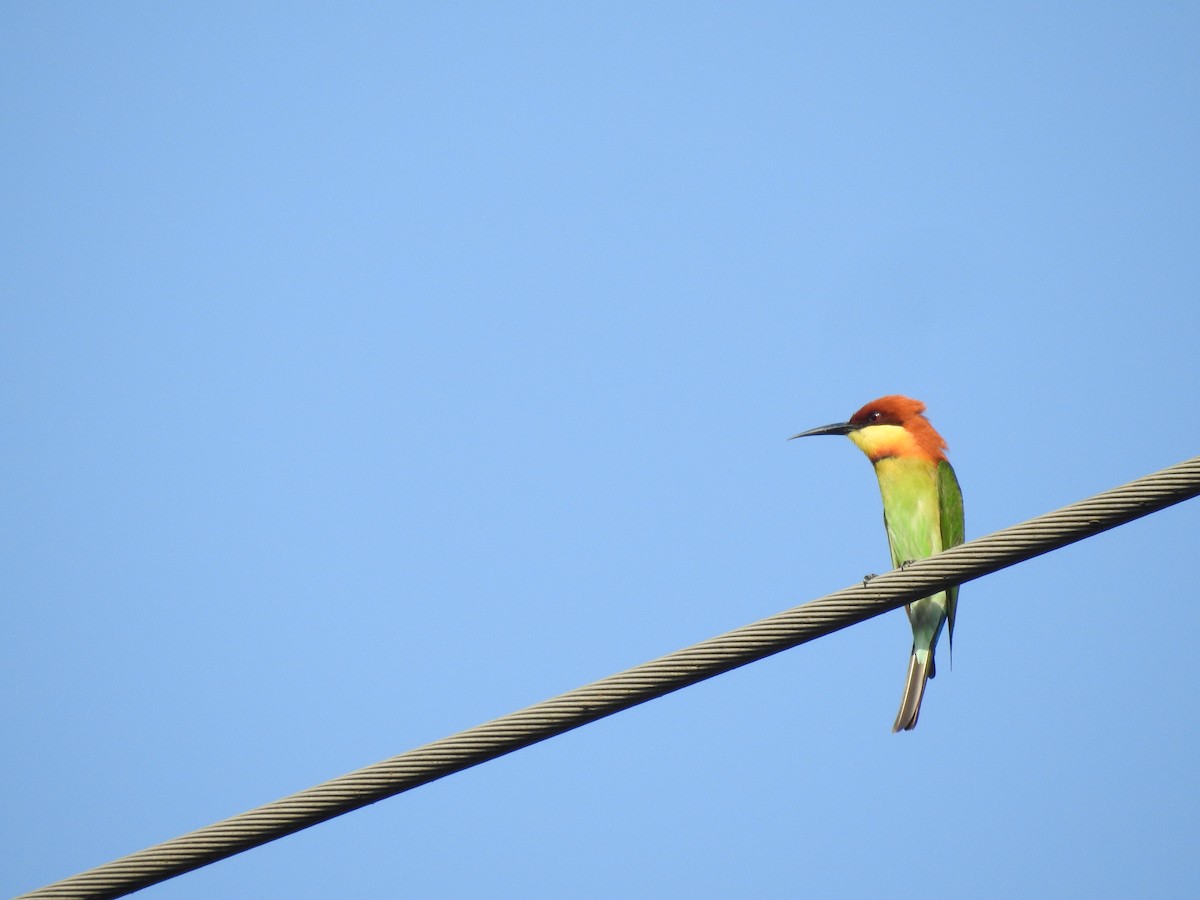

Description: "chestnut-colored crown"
849 395 948 461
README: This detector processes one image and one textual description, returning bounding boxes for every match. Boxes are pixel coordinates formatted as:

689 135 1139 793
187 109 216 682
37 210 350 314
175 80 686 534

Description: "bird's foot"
899 559 917 569
861 573 877 586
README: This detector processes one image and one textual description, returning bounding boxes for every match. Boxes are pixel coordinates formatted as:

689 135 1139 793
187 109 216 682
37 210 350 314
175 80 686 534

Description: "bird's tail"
891 651 932 732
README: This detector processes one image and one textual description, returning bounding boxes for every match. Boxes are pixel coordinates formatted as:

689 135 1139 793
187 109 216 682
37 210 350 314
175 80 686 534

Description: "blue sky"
4 4 1199 898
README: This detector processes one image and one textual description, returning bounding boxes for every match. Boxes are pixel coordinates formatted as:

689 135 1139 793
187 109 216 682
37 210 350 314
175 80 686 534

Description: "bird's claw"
899 559 917 569
862 573 877 586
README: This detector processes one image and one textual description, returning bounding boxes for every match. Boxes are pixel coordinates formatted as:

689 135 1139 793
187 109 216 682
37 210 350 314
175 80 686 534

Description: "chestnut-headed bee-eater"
790 395 964 732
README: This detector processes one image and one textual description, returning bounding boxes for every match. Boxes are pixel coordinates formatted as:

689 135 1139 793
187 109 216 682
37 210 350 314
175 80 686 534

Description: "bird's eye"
868 411 882 423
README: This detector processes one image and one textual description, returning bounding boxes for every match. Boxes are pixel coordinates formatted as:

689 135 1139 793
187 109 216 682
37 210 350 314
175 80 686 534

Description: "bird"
789 395 964 732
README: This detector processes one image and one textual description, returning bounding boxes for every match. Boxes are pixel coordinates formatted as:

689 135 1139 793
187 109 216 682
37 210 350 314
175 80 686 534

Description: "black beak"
788 421 856 440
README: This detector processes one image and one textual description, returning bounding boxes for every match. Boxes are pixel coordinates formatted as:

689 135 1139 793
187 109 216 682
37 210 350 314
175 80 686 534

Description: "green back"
937 459 965 646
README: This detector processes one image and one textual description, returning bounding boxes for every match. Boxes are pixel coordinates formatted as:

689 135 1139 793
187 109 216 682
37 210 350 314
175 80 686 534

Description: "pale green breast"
872 456 943 567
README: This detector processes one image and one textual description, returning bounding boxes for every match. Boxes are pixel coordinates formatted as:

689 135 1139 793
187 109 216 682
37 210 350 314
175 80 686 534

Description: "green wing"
937 460 965 649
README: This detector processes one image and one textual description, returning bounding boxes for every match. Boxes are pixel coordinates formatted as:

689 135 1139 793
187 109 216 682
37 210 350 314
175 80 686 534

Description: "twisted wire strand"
19 454 1200 899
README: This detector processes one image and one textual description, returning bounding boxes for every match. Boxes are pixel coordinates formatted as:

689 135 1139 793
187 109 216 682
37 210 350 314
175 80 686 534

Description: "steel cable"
18 454 1200 899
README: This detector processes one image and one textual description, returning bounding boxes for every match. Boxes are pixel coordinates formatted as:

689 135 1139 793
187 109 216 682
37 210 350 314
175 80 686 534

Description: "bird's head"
789 395 948 462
